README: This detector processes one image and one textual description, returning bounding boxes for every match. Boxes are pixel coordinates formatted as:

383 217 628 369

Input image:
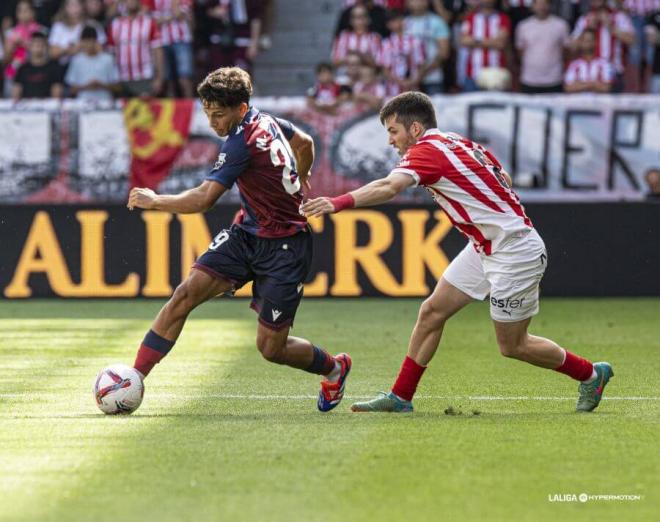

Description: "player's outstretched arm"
301 172 415 218
288 128 315 191
127 180 227 214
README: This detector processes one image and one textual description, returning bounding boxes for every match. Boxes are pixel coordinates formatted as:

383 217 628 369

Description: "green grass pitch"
1 298 658 522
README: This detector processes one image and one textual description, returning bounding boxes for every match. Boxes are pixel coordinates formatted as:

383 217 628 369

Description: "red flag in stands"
124 98 194 190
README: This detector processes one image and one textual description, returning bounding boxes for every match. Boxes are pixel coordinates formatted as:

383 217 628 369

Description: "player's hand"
300 197 335 218
127 187 158 210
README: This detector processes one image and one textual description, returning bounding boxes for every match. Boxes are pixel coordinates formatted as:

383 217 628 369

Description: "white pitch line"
0 393 659 401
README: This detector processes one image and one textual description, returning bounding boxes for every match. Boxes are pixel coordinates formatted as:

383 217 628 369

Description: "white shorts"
442 229 547 322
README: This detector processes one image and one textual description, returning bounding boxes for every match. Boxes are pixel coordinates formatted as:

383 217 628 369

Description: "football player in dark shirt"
127 67 351 412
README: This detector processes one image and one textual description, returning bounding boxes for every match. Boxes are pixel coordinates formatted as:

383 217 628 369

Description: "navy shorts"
193 225 313 331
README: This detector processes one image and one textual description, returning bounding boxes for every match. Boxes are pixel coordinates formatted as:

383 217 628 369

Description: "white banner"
0 94 658 202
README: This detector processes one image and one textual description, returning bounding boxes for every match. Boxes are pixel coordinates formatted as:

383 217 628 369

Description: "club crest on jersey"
213 153 226 170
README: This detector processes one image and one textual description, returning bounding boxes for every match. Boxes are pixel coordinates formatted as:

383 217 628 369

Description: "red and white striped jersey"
571 9 634 72
147 0 192 45
564 57 614 84
461 11 511 80
107 14 162 82
391 129 532 255
332 31 382 63
623 0 660 16
379 33 425 81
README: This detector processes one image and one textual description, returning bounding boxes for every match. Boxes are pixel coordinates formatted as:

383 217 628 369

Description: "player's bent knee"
169 281 202 313
418 299 449 329
498 340 527 359
256 333 287 364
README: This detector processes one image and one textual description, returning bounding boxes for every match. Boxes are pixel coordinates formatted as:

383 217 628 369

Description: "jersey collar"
230 106 259 135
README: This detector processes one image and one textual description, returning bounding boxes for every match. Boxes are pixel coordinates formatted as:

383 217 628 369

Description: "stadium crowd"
308 0 660 113
0 0 658 102
0 0 271 100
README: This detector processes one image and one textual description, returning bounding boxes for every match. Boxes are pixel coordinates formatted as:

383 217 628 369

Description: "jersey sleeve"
390 143 442 187
206 134 250 189
275 117 296 141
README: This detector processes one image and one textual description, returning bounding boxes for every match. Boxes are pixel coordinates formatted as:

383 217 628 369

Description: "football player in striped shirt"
302 91 613 413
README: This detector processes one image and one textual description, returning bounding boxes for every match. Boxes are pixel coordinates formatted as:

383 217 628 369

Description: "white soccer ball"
93 364 144 415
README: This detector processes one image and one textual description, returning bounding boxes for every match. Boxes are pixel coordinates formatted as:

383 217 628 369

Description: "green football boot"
576 362 614 412
351 391 413 412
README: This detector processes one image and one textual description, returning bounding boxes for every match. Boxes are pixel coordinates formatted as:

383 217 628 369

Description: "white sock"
326 361 341 382
582 368 598 384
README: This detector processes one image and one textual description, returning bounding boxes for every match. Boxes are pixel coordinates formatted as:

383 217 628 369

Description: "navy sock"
134 330 175 377
304 346 335 375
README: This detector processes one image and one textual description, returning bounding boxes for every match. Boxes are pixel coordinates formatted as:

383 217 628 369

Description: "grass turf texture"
0 298 658 522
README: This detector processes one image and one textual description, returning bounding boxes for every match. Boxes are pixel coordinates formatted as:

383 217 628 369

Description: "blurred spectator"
333 4 383 67
28 0 62 28
0 36 4 96
13 30 64 100
564 28 613 92
624 0 655 84
207 0 264 75
149 0 194 97
3 0 45 98
429 0 452 23
306 62 350 115
1 1 19 34
405 0 450 94
460 0 510 92
644 168 660 198
336 0 389 38
505 0 533 33
84 0 107 25
343 49 366 87
49 0 85 64
515 0 569 93
380 9 426 95
352 61 387 110
570 0 634 92
49 0 106 66
65 24 118 101
107 0 164 96
645 9 660 93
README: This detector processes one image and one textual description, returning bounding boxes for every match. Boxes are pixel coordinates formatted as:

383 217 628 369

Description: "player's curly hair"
379 91 437 131
197 67 253 108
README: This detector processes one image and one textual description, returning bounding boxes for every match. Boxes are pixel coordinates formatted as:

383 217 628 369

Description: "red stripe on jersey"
451 141 532 227
429 187 492 255
110 15 159 81
421 137 506 214
462 11 510 80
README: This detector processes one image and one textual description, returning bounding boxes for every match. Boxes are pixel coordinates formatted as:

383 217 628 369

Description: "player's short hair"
379 91 437 130
197 67 253 108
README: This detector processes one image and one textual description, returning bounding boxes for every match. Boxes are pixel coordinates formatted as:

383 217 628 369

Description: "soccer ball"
93 364 144 415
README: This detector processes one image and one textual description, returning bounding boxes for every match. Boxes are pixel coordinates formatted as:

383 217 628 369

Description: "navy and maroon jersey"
206 107 307 238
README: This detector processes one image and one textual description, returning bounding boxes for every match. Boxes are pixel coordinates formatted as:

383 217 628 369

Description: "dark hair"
379 91 437 130
30 29 48 41
386 8 405 22
81 24 98 40
197 67 253 108
315 62 334 74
